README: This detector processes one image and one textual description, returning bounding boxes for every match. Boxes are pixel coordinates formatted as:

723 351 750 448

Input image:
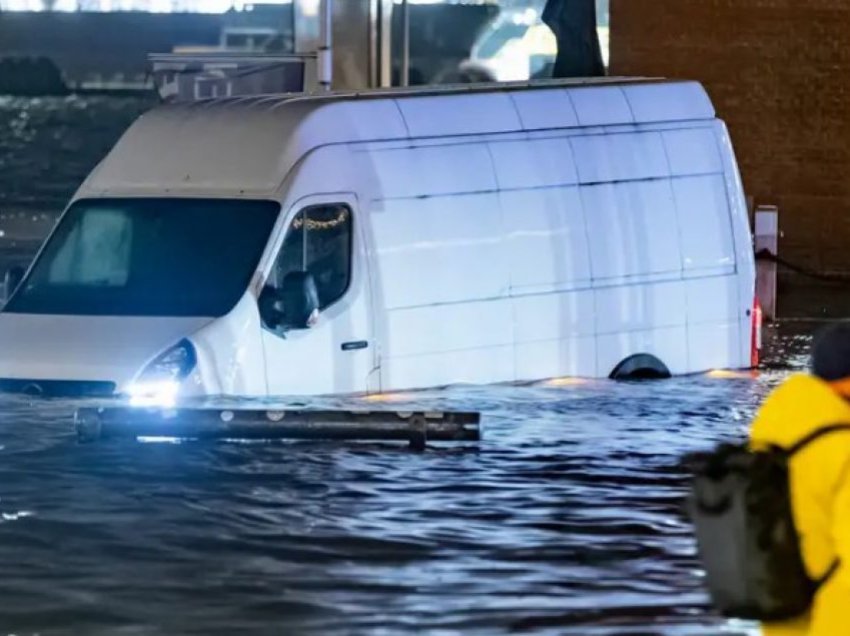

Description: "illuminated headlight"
127 339 197 407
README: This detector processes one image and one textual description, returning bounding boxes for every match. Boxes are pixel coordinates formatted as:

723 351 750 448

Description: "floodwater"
0 96 815 635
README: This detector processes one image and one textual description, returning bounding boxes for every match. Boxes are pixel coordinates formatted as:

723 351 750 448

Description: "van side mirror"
4 266 24 301
259 271 320 331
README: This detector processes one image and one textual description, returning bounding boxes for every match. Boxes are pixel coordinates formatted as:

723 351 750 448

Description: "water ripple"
0 325 807 635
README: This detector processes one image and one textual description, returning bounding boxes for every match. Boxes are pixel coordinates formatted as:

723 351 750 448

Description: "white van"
0 79 757 401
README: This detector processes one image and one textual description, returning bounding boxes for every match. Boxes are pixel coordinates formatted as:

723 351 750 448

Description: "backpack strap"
787 424 850 457
815 559 841 591
781 425 850 596
781 426 849 595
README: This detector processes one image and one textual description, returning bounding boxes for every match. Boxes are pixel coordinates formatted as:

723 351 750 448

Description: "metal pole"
318 0 333 91
378 0 393 87
369 0 379 87
755 205 779 322
401 0 410 87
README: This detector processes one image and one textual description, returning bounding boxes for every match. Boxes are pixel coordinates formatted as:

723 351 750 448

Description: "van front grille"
0 379 117 398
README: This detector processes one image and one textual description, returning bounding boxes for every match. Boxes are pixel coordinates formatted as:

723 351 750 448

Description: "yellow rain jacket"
750 374 850 636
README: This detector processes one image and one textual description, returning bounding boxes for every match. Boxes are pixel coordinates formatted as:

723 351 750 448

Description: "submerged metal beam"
75 407 481 449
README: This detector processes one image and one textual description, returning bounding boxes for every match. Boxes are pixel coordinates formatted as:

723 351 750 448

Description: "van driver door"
259 195 377 396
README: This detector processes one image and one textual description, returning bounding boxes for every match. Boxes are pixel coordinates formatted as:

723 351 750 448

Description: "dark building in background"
611 0 850 281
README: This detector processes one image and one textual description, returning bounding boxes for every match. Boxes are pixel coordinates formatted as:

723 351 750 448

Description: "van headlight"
127 339 197 407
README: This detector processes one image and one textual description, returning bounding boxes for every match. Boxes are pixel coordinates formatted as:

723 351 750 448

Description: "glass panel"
304 205 352 309
272 204 352 313
48 207 132 287
6 198 279 317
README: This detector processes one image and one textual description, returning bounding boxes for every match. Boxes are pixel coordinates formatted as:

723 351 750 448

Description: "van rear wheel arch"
610 354 671 381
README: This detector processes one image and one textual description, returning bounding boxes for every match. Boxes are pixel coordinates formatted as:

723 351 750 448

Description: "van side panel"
584 176 690 376
595 281 689 376
372 195 506 308
674 176 736 277
318 95 749 389
364 144 514 390
715 121 757 368
575 130 690 376
685 277 742 371
489 138 597 379
570 131 670 184
581 180 682 283
672 175 741 370
489 122 745 379
662 126 746 371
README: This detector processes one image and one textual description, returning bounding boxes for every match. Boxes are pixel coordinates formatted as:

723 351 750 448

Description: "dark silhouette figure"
542 0 605 78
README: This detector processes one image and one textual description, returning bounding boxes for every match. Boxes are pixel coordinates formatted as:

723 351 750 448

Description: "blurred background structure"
0 1 608 92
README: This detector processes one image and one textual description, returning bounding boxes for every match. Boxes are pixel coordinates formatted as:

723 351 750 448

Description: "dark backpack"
686 425 847 621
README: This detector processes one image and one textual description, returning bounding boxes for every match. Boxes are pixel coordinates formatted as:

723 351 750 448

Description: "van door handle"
341 340 369 352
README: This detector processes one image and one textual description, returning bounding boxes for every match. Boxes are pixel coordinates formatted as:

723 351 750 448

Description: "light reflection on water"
0 325 805 635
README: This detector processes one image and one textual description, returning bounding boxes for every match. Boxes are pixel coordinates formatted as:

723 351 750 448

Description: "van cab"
0 79 757 400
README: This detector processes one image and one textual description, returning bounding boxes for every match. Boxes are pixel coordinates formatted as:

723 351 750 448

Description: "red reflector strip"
751 298 763 368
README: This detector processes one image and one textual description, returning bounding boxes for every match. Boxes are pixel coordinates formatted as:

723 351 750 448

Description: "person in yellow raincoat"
750 323 850 635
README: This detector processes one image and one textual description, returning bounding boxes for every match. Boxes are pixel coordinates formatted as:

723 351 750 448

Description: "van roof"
81 78 717 198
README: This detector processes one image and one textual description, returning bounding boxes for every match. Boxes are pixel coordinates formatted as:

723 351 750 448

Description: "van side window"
273 204 352 310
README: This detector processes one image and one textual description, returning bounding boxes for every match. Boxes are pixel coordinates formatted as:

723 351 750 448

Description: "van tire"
610 354 671 380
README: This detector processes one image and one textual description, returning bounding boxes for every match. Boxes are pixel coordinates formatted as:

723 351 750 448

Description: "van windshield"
5 198 279 317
